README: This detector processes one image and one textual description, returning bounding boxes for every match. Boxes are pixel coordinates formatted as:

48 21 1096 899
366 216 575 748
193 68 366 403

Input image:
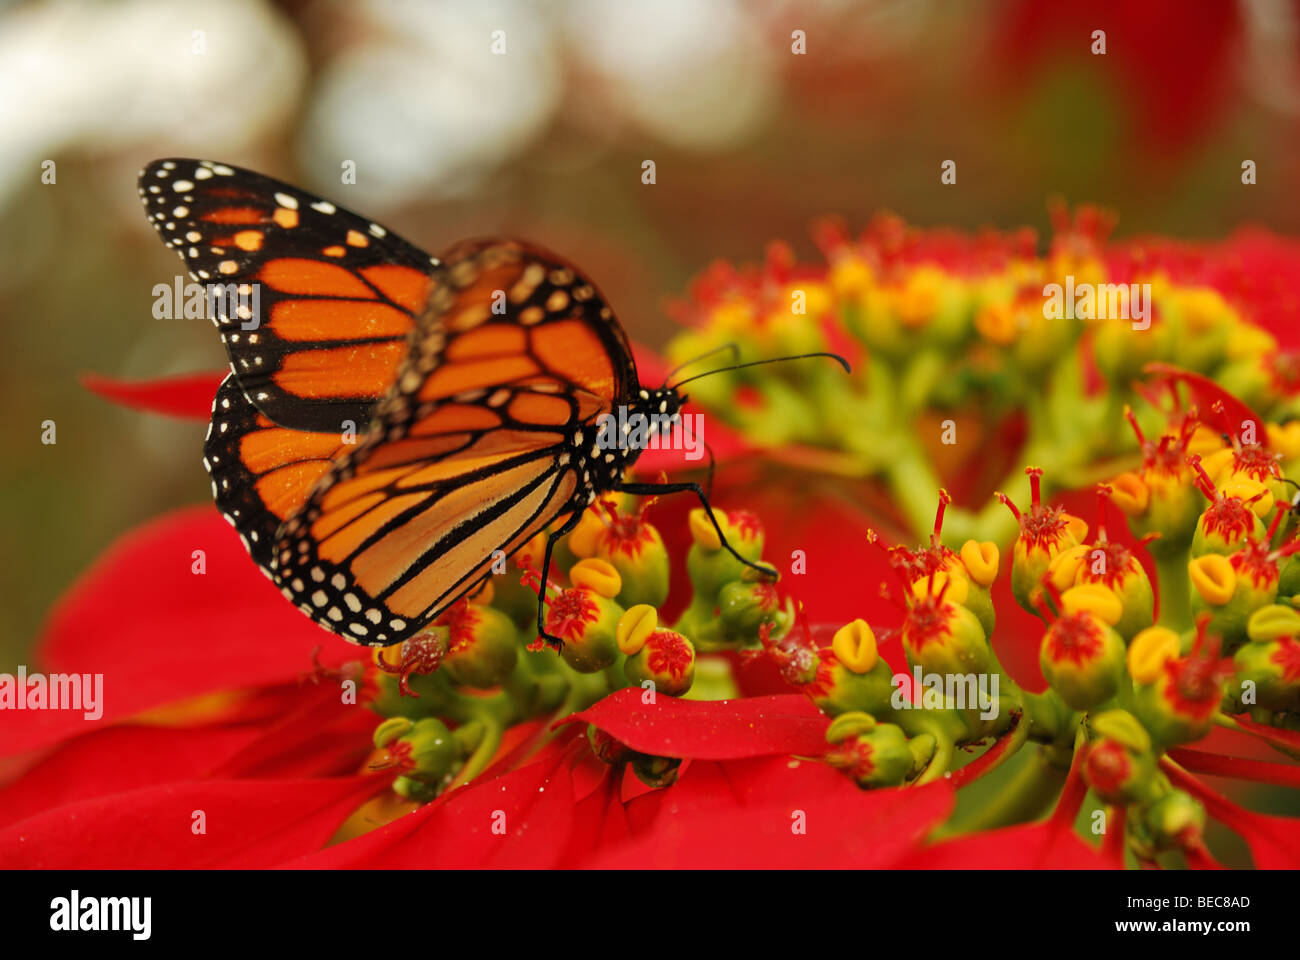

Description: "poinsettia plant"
4 208 1300 869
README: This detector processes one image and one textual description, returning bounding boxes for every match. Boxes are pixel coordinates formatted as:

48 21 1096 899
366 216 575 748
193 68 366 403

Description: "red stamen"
1095 483 1112 541
1026 466 1044 506
995 491 1022 523
1123 404 1147 448
1266 503 1289 542
1186 454 1217 500
1209 399 1238 449
932 488 952 548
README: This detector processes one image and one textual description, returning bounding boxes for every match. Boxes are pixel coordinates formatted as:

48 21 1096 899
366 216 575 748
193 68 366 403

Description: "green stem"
1155 551 1193 631
448 717 505 788
938 744 1070 836
914 731 955 785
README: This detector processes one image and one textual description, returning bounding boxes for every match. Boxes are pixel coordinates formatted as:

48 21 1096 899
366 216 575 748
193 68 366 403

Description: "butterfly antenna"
704 439 717 500
662 342 741 387
669 352 851 389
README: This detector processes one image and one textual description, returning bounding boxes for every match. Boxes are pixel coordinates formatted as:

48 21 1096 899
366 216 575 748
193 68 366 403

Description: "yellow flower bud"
959 539 1000 587
1047 544 1088 592
1061 583 1123 626
1128 626 1181 684
688 507 727 551
831 619 879 675
1219 477 1273 518
974 302 1018 345
616 604 658 655
1266 422 1300 460
1189 553 1237 606
1062 513 1089 544
829 258 873 298
1186 425 1227 459
910 569 968 606
1199 448 1235 484
1109 472 1150 516
570 558 622 598
567 510 606 558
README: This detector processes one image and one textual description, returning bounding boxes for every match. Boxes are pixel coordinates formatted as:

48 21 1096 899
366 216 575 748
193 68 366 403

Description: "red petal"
10 508 361 758
556 690 829 760
0 775 383 868
1164 760 1300 868
899 817 1119 869
207 681 376 779
559 766 632 866
1224 713 1300 756
81 370 226 420
0 724 258 830
291 734 585 869
1166 748 1300 790
582 757 954 867
647 471 899 627
1143 364 1266 442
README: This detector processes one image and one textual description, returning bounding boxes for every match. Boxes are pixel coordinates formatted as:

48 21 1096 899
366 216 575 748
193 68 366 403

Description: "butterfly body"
140 159 718 648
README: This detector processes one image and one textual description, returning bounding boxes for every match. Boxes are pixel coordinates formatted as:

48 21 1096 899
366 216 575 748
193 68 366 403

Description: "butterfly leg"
534 508 586 650
616 480 777 580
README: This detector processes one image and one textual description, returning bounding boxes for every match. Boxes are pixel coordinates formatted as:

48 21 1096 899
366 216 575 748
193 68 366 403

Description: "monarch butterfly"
138 159 844 649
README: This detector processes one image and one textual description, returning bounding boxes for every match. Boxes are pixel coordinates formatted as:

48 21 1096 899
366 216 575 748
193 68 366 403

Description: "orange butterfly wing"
139 159 439 432
268 239 639 645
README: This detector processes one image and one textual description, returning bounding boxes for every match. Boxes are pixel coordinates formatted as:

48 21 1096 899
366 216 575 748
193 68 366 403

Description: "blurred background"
3 0 1300 669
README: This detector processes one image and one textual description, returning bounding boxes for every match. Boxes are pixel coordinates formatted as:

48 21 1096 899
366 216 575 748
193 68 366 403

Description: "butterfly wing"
204 373 349 575
268 238 639 645
138 159 440 432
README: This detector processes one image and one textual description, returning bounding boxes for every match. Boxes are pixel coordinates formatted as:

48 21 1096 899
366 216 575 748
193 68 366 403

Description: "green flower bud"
1083 710 1160 805
629 752 681 789
545 585 623 673
825 711 935 789
1039 610 1126 711
804 620 897 717
1140 789 1207 855
1190 490 1268 559
900 585 992 679
1233 606 1300 712
1110 409 1204 559
685 508 765 602
1189 543 1281 655
998 467 1088 615
586 724 633 765
714 578 791 647
1278 552 1300 599
1132 616 1227 747
375 716 460 802
586 500 669 609
440 602 519 688
624 628 696 696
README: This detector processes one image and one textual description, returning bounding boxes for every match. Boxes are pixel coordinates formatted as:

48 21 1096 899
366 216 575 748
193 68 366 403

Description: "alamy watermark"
890 667 1000 720
0 667 103 720
152 277 261 329
595 406 704 461
50 891 150 940
1043 275 1151 330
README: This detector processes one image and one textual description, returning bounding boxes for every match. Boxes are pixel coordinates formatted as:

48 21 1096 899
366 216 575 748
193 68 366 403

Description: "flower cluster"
662 211 1300 867
664 207 1300 549
10 210 1300 869
363 493 792 800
